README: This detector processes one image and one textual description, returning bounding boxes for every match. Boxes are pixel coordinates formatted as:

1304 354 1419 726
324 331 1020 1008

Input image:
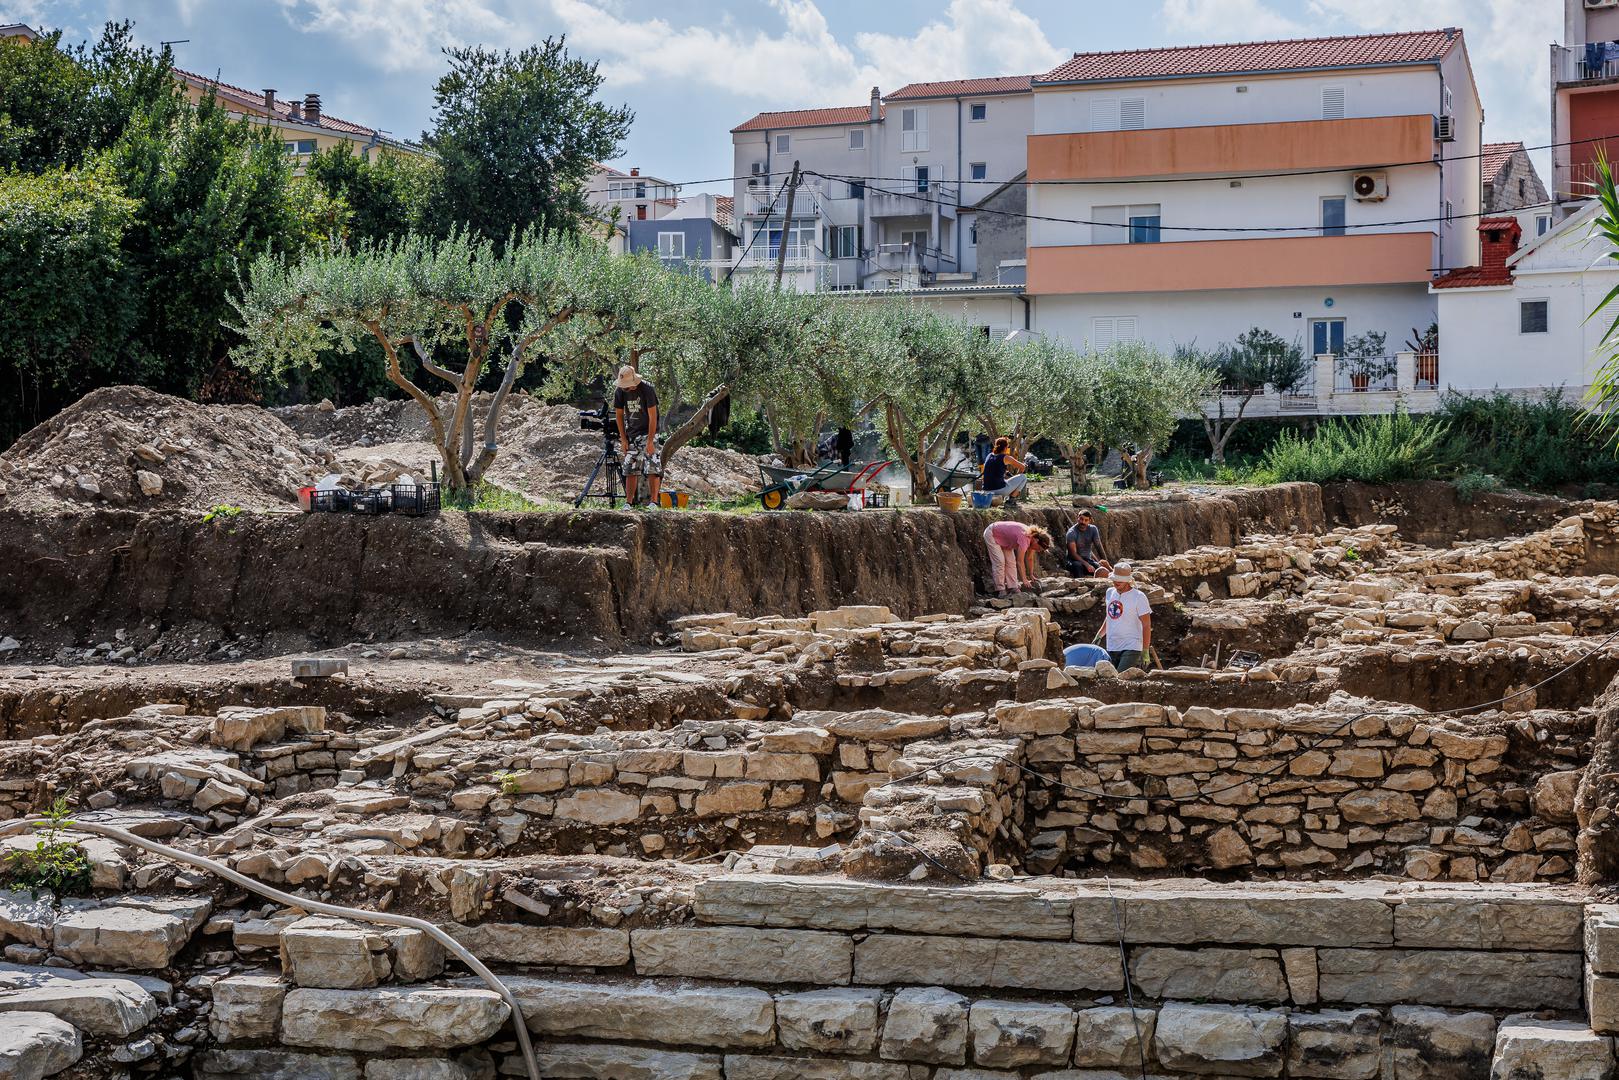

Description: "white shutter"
1120 98 1146 130
1092 317 1117 348
1322 86 1346 120
1116 317 1138 342
1091 205 1127 245
1090 98 1121 131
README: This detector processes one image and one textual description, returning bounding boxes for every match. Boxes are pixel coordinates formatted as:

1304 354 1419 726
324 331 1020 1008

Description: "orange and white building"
1024 29 1481 379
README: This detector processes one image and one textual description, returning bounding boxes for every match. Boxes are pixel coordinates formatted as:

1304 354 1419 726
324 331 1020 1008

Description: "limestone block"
693 782 768 817
280 987 508 1052
1286 1009 1382 1079
774 987 882 1053
211 705 327 750
1587 969 1619 1035
210 973 287 1043
812 709 950 741
881 986 970 1064
1072 1005 1156 1069
554 789 642 825
1282 947 1319 1005
810 606 896 631
385 926 445 982
508 977 775 1048
855 934 1122 992
632 927 851 984
1534 770 1582 824
364 1059 486 1080
0 1010 81 1080
994 701 1078 736
725 1056 915 1079
1338 790 1420 825
1588 906 1619 976
279 917 391 989
1072 889 1393 947
1393 896 1583 951
1317 948 1580 1009
1129 947 1287 1002
0 890 56 949
694 874 1074 940
52 903 199 970
529 1043 722 1080
1092 703 1166 729
758 728 835 754
1390 1005 1498 1080
446 923 629 967
0 967 158 1036
1491 1015 1616 1080
970 1000 1076 1067
1152 1003 1287 1077
193 1049 361 1079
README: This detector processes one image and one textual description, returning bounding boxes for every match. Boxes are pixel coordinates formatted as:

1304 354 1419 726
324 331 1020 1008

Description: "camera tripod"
574 428 627 508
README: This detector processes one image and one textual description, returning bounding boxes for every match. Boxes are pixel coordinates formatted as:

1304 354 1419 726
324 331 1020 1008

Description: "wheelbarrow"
757 459 893 510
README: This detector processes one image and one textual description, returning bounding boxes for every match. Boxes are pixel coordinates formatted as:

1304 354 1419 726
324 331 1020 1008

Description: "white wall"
1033 283 1434 354
1435 273 1610 394
1438 44 1483 270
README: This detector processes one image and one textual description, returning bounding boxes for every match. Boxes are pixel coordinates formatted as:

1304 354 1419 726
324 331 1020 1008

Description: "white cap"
616 365 641 390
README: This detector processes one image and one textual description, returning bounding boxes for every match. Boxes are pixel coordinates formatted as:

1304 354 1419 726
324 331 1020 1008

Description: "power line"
722 173 791 283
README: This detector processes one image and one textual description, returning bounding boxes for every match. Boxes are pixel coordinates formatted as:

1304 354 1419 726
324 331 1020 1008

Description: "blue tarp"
1063 643 1109 669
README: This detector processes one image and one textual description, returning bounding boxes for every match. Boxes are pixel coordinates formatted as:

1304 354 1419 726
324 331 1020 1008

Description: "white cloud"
274 0 515 73
1159 0 1304 42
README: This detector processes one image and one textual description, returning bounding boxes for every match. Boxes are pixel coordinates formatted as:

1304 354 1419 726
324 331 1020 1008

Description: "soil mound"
0 386 326 511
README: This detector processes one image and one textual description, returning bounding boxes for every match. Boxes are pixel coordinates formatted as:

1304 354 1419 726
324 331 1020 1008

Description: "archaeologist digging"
1098 561 1152 672
1063 509 1111 578
982 519 1054 597
613 365 662 507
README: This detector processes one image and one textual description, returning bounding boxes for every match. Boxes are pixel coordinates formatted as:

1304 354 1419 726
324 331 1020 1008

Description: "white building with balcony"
1023 27 1482 409
587 165 682 253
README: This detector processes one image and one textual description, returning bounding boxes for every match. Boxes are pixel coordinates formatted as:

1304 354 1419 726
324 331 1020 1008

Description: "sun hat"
1110 562 1134 583
616 365 642 390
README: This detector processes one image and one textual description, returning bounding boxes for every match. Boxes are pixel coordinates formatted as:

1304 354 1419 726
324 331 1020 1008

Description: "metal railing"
1555 44 1619 84
741 182 827 218
1333 354 1399 393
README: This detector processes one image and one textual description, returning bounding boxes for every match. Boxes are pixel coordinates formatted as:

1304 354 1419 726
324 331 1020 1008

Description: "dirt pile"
276 392 761 503
0 386 329 512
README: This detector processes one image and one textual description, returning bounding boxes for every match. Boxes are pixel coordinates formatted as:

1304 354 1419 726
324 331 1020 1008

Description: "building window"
1322 86 1346 120
283 139 316 156
1120 97 1145 130
1310 318 1346 356
832 225 859 259
900 107 929 151
1445 200 1454 223
1090 98 1145 132
775 134 790 153
1091 316 1139 347
899 229 929 253
1092 204 1161 244
970 162 988 181
1321 196 1346 237
850 180 866 199
657 232 685 259
636 205 647 220
914 165 931 193
1518 177 1527 199
1520 299 1549 334
849 128 864 150
968 220 978 247
1537 213 1553 236
766 219 817 258
634 181 646 198
969 102 987 122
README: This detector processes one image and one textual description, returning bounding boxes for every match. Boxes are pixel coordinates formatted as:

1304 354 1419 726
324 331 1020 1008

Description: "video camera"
578 406 609 432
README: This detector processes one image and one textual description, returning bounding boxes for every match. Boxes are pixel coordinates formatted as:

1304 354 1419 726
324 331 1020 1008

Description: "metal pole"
774 160 801 288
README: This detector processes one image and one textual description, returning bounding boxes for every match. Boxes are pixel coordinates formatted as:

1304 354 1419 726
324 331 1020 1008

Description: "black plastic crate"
390 482 441 516
308 488 351 514
348 489 387 515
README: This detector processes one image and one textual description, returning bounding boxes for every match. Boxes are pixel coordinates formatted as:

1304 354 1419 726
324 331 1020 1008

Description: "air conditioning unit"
747 178 758 187
1435 114 1456 141
1588 0 1618 10
1351 172 1389 201
750 162 764 175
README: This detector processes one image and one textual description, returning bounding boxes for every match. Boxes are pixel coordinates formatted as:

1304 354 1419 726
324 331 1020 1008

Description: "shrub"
1257 411 1449 485
2 797 93 898
1438 390 1619 492
1453 470 1502 504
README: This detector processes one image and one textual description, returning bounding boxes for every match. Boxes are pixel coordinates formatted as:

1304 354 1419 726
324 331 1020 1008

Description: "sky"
2 0 1563 193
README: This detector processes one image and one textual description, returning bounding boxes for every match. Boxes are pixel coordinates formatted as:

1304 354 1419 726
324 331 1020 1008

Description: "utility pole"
774 160 801 288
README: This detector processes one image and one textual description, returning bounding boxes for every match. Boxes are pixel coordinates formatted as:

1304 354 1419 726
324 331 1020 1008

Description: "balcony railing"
1333 355 1399 394
1555 44 1619 84
741 181 827 218
869 183 958 219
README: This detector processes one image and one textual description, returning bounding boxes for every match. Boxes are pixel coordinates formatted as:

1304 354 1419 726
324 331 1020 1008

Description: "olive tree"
1021 342 1106 490
976 334 1087 458
1193 328 1311 465
1098 341 1218 489
230 229 608 491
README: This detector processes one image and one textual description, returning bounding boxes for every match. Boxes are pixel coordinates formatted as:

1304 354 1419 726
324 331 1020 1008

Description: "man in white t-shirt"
1098 562 1152 672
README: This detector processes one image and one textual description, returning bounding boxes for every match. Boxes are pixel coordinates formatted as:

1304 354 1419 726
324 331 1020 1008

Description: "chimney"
870 86 881 122
1479 218 1522 271
288 100 302 121
304 93 321 124
262 88 276 113
629 167 639 176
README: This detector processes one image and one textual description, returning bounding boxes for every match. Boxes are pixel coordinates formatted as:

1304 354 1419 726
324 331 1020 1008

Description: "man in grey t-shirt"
1063 509 1110 577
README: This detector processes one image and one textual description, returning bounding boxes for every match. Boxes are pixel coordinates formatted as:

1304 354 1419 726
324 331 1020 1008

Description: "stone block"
212 705 326 750
279 917 391 989
811 709 950 741
1390 1005 1497 1080
1129 947 1287 1002
632 927 851 984
0 966 159 1037
1153 1003 1287 1077
724 1057 914 1080
1072 887 1393 947
1589 906 1619 975
508 978 775 1048
1287 1009 1382 1079
447 923 630 968
970 1000 1076 1067
694 874 1074 939
880 986 970 1064
775 987 882 1054
1491 1015 1616 1080
693 782 768 817
528 1044 722 1079
855 934 1121 992
554 789 642 825
0 1010 81 1080
364 1059 486 1080
280 987 508 1052
0 890 55 949
52 902 201 970
995 701 1078 736
1534 770 1582 824
1393 895 1583 951
194 1049 361 1080
1317 948 1580 1009
1587 969 1619 1035
1072 1005 1156 1069
210 973 287 1043
384 927 445 982
1282 946 1320 1005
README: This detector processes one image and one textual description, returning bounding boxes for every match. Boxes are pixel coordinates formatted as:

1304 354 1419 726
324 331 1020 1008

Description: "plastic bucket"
936 492 964 512
970 491 994 509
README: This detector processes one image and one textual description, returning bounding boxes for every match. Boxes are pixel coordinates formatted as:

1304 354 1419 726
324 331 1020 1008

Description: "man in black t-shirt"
1063 509 1110 577
613 365 661 506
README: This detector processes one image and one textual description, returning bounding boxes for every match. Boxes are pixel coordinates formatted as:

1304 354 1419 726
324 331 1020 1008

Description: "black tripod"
574 428 625 508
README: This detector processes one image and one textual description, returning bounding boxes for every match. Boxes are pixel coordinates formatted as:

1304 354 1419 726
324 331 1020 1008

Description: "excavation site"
5 471 1619 1080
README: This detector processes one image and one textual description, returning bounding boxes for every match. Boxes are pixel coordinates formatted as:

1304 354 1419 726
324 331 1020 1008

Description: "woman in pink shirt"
982 520 1053 597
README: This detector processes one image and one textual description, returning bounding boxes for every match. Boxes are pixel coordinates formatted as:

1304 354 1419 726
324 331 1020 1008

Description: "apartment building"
625 194 737 282
587 165 683 253
1024 29 1481 376
1551 0 1619 205
728 77 1033 292
172 72 421 166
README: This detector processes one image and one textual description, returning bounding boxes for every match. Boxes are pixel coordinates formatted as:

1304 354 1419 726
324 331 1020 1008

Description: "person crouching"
982 519 1053 597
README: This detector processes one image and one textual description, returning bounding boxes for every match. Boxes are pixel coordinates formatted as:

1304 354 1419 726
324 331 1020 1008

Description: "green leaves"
1585 154 1619 450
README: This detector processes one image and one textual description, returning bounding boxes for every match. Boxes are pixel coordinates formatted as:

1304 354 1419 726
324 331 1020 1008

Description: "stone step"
0 964 159 1037
1491 1015 1616 1079
0 1010 82 1080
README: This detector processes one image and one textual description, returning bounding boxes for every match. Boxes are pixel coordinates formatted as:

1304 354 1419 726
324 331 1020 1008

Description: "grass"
442 482 564 513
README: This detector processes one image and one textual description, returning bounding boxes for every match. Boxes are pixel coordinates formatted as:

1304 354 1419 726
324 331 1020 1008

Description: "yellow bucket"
656 491 690 509
936 492 964 512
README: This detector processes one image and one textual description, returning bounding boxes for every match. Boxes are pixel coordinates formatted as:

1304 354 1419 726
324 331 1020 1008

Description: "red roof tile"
1037 28 1461 85
1482 141 1523 181
731 105 878 133
887 75 1034 100
1432 217 1521 288
175 67 385 140
1431 265 1512 289
714 196 735 231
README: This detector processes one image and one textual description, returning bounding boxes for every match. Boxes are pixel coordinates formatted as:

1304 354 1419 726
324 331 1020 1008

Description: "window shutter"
1120 98 1146 130
1117 317 1138 341
1322 86 1346 120
1090 99 1121 131
1092 317 1116 348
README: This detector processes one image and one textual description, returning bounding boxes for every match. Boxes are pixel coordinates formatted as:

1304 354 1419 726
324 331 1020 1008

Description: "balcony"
1028 115 1437 181
741 181 827 219
1027 232 1435 295
1554 44 1619 86
869 182 958 219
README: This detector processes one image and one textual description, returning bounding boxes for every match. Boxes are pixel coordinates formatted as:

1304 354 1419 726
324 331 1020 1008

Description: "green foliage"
1098 341 1219 487
1439 389 1619 491
423 39 632 244
201 503 243 523
444 483 554 513
1453 470 1501 504
302 143 437 246
1256 411 1450 485
3 797 93 898
1586 154 1619 449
